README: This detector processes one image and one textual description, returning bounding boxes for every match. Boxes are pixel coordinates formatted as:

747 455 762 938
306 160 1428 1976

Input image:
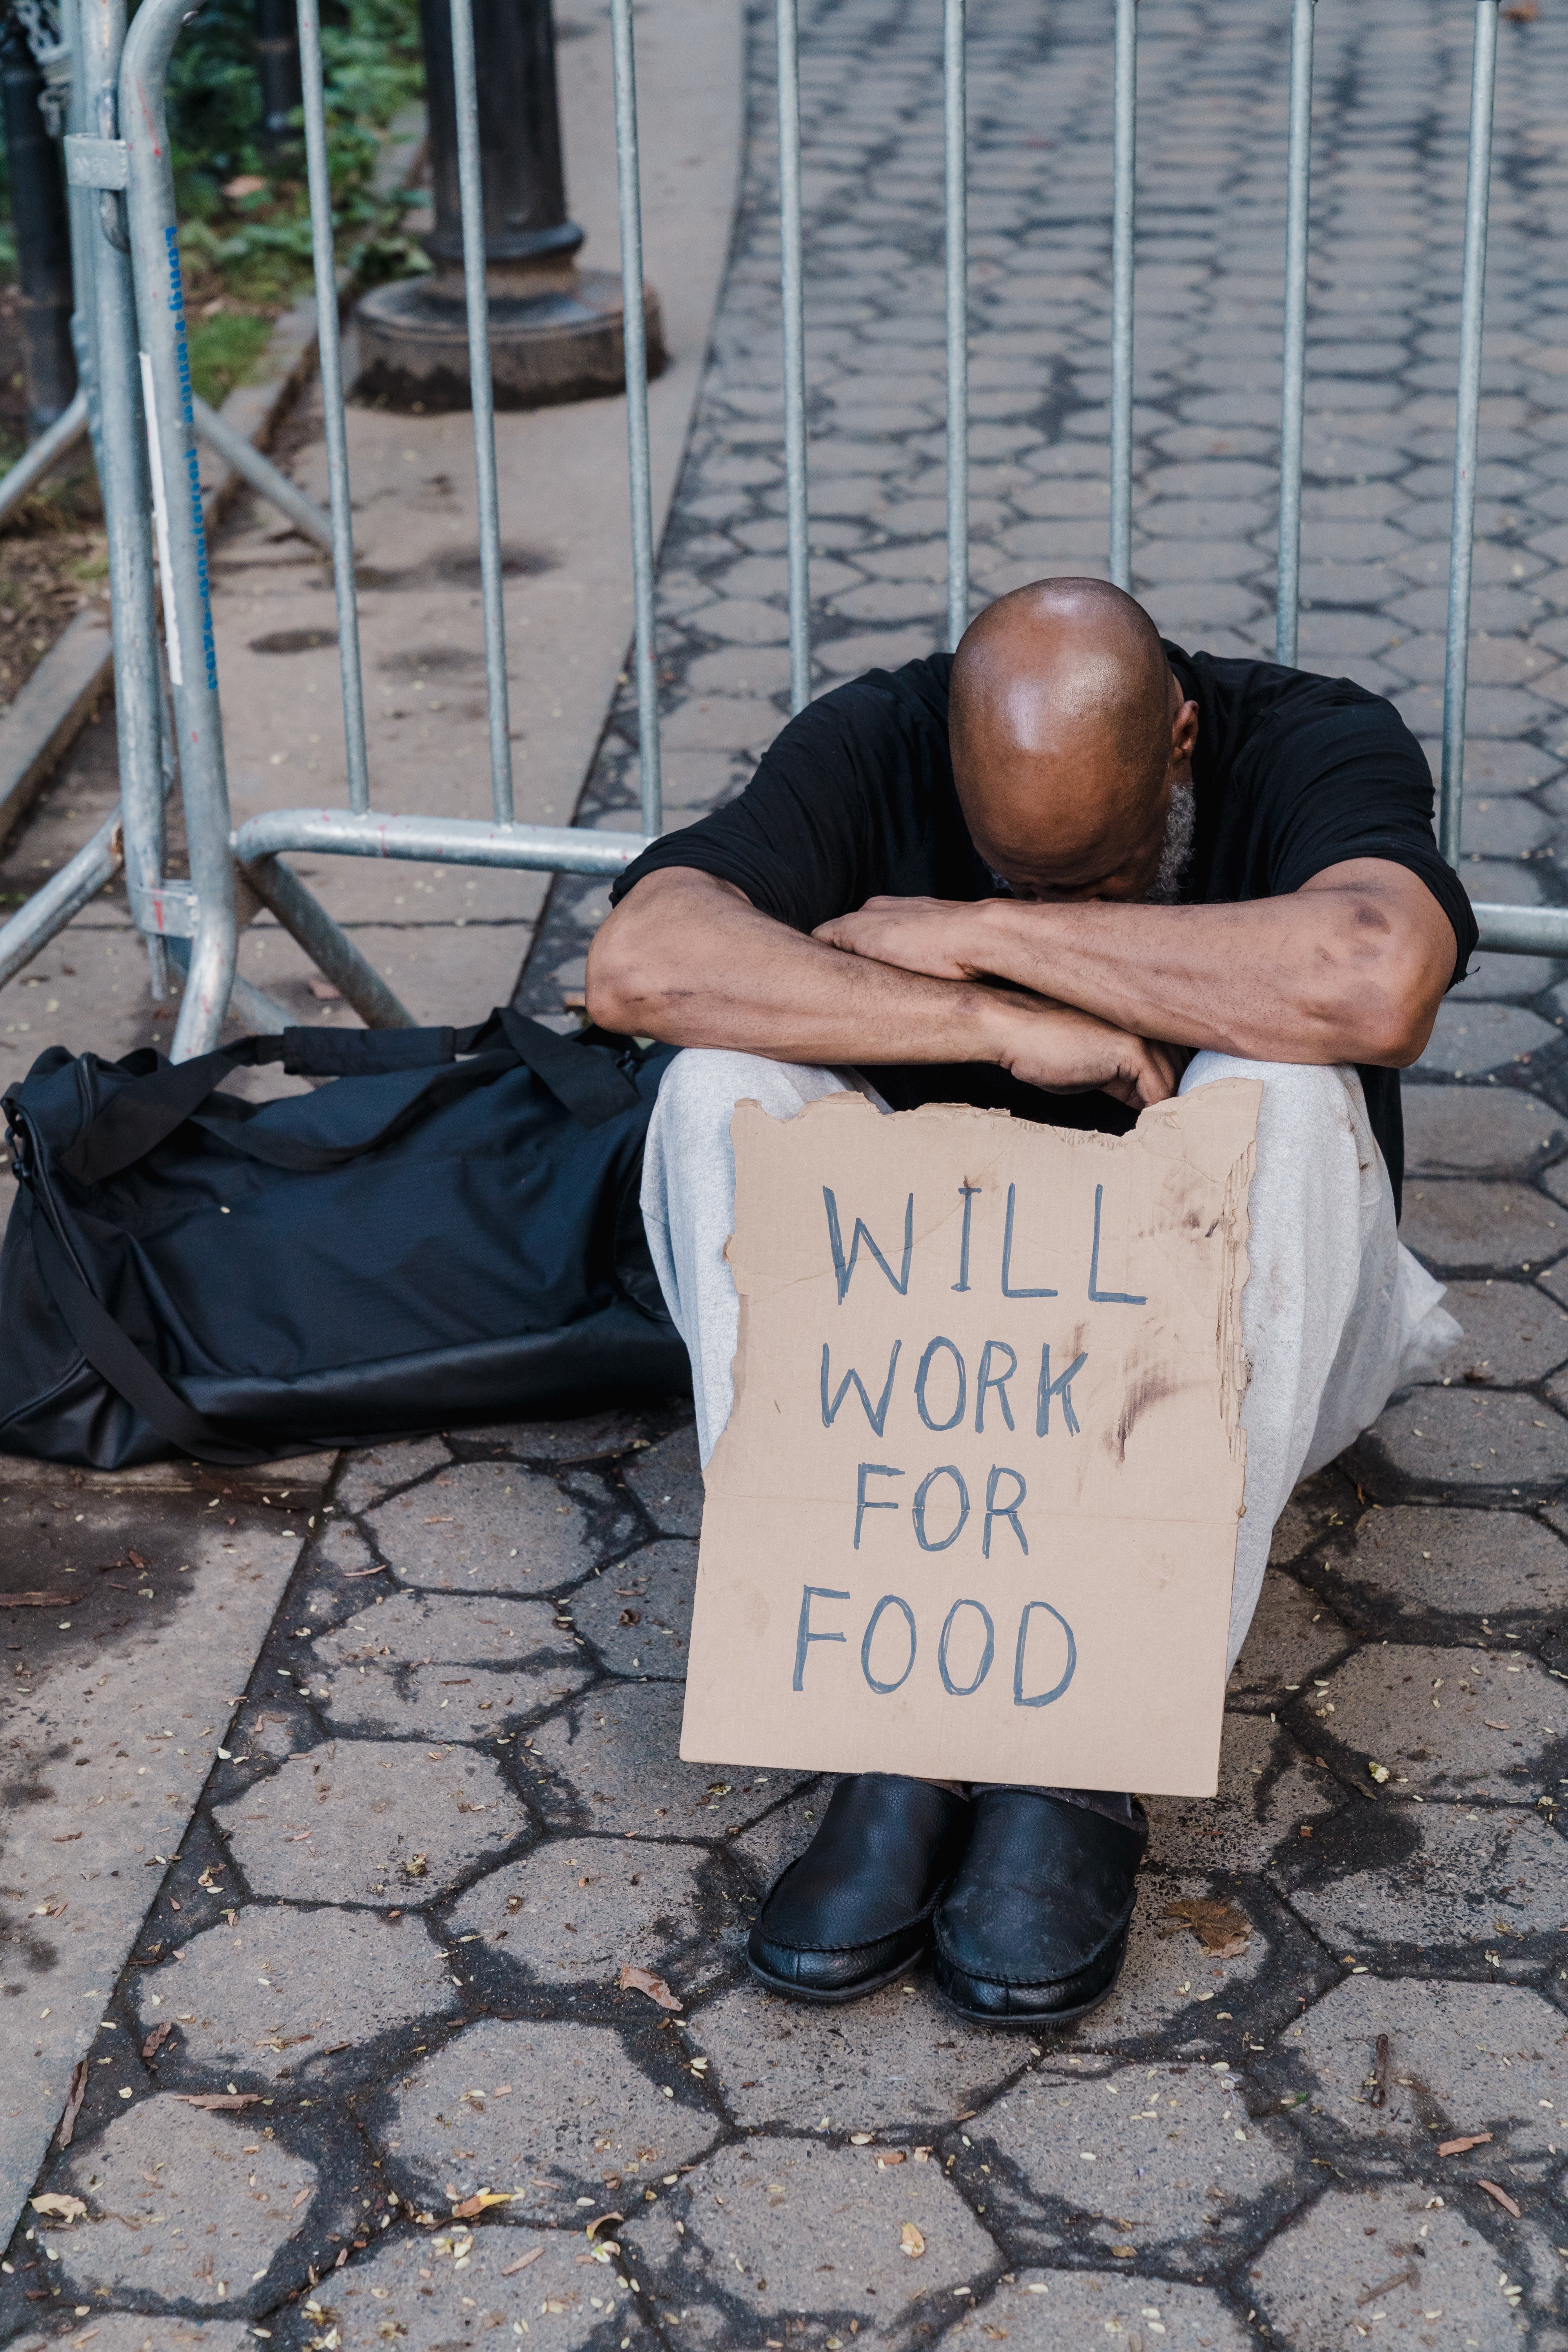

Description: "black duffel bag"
0 1007 689 1469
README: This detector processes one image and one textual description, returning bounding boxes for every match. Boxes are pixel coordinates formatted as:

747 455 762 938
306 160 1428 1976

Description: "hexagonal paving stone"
692 1976 1024 2131
127 1904 458 2086
47 2098 323 2313
445 1838 727 1996
1249 2184 1542 2348
1278 1802 1568 1979
216 1741 530 1904
1403 1085 1568 1177
974 2056 1299 2273
1225 1570 1353 1711
1422 1280 1568 1385
1332 1505 1568 1626
1144 1715 1339 1873
372 2019 717 2220
1272 1977 1568 2173
621 1425 703 1537
623 2138 998 2344
1306 1641 1568 1797
303 2225 652 2349
1399 1180 1567 1270
1367 1388 1568 1490
569 1540 697 1674
365 1464 626 1592
526 1681 791 1840
1414 1003 1563 1080
335 1439 455 1515
944 2267 1251 2348
311 1591 592 1738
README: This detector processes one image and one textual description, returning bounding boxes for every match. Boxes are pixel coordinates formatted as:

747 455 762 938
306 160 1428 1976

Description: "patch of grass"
186 306 276 405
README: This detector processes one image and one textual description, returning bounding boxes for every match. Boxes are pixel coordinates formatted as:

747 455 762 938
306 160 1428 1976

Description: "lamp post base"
353 265 665 412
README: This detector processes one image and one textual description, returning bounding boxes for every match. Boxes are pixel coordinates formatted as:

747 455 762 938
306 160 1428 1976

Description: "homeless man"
586 576 1470 2029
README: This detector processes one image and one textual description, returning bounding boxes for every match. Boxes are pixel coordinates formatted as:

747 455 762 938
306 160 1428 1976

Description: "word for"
824 1180 1145 1305
792 1584 1077 1707
822 1337 1086 1439
853 1460 1029 1554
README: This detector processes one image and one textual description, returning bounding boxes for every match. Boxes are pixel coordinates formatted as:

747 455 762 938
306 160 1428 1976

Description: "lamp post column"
355 0 663 410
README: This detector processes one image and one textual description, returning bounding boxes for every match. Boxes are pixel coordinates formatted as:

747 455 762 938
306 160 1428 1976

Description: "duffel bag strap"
61 1025 463 1187
32 1214 271 1466
494 1008 642 1128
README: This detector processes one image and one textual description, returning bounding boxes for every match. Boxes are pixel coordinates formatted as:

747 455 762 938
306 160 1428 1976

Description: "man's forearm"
818 861 1455 1067
589 869 1005 1066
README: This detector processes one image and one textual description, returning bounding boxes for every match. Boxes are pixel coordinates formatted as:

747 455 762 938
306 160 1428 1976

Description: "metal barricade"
0 0 1559 1062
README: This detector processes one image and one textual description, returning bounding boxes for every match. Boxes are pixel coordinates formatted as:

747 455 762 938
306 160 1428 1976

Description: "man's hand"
814 896 992 982
987 998 1181 1108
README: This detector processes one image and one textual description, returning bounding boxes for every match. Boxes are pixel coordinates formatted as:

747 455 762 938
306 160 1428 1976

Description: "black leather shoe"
748 1774 973 2003
933 1789 1147 2028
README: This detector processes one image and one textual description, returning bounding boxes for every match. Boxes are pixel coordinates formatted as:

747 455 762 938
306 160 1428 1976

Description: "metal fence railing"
0 0 1559 1063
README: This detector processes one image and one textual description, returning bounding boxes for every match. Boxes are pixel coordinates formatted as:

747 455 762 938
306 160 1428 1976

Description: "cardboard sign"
679 1078 1260 1797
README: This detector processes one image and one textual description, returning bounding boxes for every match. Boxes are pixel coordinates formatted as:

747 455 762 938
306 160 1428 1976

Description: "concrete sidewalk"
5 0 1568 2347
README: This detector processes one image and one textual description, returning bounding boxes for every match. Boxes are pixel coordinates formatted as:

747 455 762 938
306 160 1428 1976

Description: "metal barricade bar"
944 0 967 650
1274 0 1315 668
777 0 810 711
611 0 662 835
1107 0 1136 595
1441 0 1499 869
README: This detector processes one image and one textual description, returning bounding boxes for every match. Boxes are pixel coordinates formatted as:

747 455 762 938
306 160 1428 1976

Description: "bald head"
949 578 1191 900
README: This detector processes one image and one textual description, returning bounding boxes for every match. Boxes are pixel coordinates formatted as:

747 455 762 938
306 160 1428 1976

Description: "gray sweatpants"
641 1048 1459 1678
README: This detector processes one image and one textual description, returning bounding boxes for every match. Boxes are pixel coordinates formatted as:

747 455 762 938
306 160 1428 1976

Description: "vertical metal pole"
122 0 237 1057
610 0 661 834
777 0 810 713
296 0 372 817
1275 0 1315 669
1440 0 1500 869
449 0 515 826
73 0 168 999
1108 0 1137 593
944 0 967 650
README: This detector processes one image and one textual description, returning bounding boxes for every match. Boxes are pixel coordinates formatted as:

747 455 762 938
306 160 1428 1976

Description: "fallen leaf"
30 2194 87 2223
141 2021 175 2062
1161 1897 1250 1958
1479 2179 1522 2218
619 1962 682 2011
501 2249 544 2277
0 1591 72 1607
56 2062 88 2149
291 2188 312 2209
875 2152 906 2168
174 2093 261 2110
900 2223 926 2259
1437 2132 1493 2156
1484 1721 1510 1731
451 2190 512 2218
585 2212 624 2240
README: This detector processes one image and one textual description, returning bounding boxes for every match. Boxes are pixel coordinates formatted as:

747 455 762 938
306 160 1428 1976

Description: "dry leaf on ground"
1161 1897 1251 1958
619 1962 682 2011
900 2223 926 2259
1437 2132 1493 2156
141 2022 175 2062
174 2092 261 2110
56 2063 88 2150
1479 2180 1523 2218
451 2191 513 2218
501 2249 543 2278
0 1592 71 1608
30 2195 87 2223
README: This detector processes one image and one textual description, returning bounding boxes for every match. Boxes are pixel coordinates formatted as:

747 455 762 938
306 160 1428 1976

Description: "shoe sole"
746 1944 929 2006
933 1931 1129 2032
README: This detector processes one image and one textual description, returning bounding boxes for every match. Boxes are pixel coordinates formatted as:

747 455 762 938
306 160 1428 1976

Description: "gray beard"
1146 779 1196 904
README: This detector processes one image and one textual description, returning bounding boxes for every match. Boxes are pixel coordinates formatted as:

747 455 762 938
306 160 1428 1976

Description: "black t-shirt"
612 643 1478 1216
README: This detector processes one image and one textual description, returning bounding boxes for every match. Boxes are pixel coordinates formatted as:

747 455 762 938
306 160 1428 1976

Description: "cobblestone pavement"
8 0 1568 2347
